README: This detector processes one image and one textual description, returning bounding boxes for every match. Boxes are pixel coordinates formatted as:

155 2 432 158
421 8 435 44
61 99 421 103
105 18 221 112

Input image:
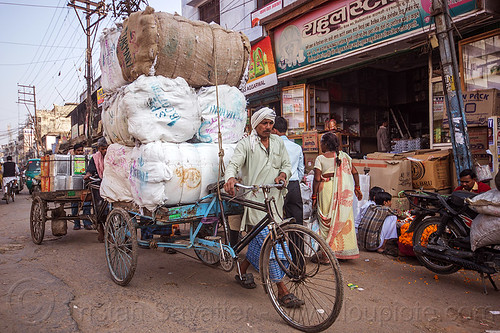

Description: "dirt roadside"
0 192 499 333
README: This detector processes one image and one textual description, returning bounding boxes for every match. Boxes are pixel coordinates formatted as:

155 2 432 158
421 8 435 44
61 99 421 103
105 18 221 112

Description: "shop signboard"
274 0 478 75
242 37 278 96
302 131 319 152
251 0 282 27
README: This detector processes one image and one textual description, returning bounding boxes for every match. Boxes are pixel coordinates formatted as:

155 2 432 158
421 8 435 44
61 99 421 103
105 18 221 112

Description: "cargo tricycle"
30 177 108 244
104 181 344 332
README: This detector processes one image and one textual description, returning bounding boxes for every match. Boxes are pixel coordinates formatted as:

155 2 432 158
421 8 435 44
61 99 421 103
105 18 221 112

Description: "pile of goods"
99 7 250 209
40 155 88 192
468 188 500 250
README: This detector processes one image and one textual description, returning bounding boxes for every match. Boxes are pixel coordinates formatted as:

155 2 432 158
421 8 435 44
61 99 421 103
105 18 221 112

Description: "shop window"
199 0 220 24
257 0 276 9
459 28 500 91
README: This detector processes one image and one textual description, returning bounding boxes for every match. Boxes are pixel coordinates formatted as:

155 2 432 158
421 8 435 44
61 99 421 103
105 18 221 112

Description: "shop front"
263 0 500 162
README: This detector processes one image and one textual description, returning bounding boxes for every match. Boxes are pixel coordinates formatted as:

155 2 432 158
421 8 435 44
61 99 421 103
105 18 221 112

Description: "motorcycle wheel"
412 217 461 275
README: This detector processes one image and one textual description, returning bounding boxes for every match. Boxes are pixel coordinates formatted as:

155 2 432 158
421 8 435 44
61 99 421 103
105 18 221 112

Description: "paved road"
0 191 499 332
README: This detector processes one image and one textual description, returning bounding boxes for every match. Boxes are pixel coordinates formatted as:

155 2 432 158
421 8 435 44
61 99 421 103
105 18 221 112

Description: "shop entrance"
308 48 431 157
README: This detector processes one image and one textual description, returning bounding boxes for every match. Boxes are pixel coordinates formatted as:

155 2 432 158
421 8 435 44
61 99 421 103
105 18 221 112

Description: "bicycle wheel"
30 196 46 244
260 224 343 333
194 219 221 266
104 208 138 286
10 188 15 202
412 217 461 275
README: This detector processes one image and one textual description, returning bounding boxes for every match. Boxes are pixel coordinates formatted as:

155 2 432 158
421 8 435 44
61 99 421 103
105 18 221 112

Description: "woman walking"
312 132 362 260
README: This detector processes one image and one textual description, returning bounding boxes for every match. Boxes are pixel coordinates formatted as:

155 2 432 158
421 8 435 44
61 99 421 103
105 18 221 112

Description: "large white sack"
128 142 235 210
124 75 201 143
100 144 134 202
196 85 247 143
467 189 500 206
470 213 500 251
102 90 135 146
467 189 500 216
99 27 127 93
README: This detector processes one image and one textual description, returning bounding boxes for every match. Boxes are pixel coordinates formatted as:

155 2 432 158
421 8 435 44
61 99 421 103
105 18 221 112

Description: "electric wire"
20 0 66 83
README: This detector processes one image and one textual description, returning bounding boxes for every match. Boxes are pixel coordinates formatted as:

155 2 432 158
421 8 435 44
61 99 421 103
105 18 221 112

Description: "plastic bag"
303 216 320 257
476 163 493 182
300 182 313 220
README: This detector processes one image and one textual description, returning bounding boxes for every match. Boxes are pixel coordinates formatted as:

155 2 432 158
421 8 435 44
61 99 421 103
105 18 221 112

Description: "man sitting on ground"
454 169 491 194
357 192 399 256
354 186 385 233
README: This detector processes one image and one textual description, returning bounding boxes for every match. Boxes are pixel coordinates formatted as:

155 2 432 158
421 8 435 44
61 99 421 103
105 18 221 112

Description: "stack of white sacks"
467 188 500 251
98 26 247 211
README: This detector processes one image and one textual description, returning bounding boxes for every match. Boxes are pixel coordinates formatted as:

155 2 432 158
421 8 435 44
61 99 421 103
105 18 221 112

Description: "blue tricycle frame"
104 187 244 287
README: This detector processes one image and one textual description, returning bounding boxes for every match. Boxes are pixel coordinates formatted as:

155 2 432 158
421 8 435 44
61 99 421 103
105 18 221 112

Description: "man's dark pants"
284 180 304 265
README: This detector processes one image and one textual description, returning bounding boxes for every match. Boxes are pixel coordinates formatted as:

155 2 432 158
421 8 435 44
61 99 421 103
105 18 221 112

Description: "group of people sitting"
354 168 492 257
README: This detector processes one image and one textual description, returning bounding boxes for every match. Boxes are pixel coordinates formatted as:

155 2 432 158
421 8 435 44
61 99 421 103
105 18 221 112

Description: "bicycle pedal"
205 236 221 241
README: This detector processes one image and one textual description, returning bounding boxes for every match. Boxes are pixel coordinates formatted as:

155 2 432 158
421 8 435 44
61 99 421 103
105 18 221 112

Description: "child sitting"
355 186 385 233
357 192 399 256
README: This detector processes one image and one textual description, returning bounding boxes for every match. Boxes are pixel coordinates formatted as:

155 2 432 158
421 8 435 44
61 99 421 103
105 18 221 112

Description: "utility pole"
109 0 148 18
432 0 473 181
17 84 41 157
68 0 106 146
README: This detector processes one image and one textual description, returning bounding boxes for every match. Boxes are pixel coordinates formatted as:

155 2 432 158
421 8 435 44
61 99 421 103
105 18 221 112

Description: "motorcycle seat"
449 191 476 208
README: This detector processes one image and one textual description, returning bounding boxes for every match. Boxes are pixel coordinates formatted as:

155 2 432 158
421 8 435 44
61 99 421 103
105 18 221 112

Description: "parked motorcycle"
403 190 500 294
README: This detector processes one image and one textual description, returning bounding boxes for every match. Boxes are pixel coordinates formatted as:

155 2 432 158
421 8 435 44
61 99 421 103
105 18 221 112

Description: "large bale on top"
116 6 250 88
102 75 200 145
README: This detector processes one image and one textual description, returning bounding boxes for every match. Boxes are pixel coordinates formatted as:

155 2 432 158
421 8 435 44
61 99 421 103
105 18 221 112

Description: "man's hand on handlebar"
274 172 287 187
224 177 238 196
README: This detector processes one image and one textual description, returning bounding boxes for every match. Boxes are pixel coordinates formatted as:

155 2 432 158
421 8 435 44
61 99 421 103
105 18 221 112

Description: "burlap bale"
116 6 250 88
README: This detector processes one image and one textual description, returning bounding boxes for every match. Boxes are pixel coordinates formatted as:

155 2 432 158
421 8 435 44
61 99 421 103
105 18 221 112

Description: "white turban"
249 107 276 151
251 107 276 130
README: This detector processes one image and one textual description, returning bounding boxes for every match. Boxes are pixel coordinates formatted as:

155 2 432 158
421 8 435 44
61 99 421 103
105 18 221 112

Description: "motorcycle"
13 174 24 194
30 176 41 195
403 190 500 294
3 178 17 203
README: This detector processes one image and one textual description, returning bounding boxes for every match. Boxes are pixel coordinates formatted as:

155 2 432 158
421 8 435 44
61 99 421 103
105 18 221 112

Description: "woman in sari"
312 132 362 260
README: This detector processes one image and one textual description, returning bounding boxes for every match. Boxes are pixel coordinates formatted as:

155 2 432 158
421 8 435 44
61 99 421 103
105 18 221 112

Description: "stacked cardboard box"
443 89 500 127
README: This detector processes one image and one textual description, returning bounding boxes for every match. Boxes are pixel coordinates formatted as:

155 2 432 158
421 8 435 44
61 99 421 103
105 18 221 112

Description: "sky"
0 0 182 146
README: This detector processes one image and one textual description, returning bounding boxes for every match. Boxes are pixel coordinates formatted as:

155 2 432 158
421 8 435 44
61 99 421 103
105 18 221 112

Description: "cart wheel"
260 224 343 333
30 196 46 245
104 208 138 286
